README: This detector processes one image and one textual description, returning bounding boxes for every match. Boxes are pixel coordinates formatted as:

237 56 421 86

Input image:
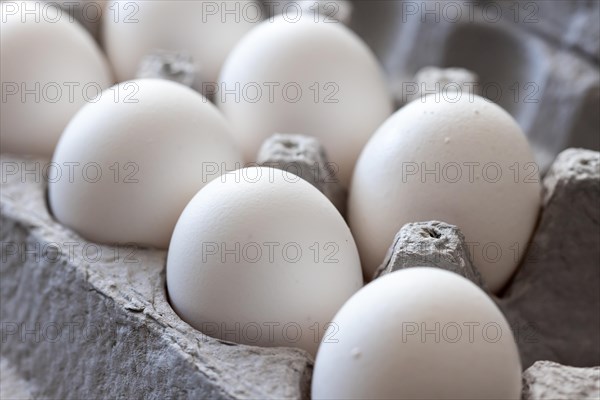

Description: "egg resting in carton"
4 0 600 397
375 148 600 370
1 146 598 399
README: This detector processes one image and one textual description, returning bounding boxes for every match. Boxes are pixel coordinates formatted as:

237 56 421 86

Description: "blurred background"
345 0 600 172
55 0 599 172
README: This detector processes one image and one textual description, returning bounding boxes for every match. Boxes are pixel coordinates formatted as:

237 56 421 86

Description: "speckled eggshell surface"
348 95 541 291
166 167 364 356
0 1 113 156
217 15 393 185
48 79 242 249
312 267 522 400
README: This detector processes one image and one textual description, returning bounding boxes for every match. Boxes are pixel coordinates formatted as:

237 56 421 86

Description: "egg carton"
340 0 600 173
0 155 312 399
49 0 600 175
3 1 599 398
1 147 598 399
374 148 600 369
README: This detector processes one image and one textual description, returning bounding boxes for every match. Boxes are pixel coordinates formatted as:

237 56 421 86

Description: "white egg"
217 15 393 185
49 79 241 249
166 167 363 356
102 0 261 85
348 95 540 291
0 0 112 156
312 267 522 400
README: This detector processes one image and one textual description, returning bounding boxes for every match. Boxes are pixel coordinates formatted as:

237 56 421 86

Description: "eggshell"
348 95 540 291
0 0 112 156
102 0 261 85
312 267 522 400
217 15 393 185
166 167 364 356
48 79 242 248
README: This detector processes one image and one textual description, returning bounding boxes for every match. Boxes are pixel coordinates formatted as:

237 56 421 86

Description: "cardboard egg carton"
347 0 599 172
51 0 599 173
3 1 599 398
1 147 598 398
0 156 312 399
375 148 600 370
